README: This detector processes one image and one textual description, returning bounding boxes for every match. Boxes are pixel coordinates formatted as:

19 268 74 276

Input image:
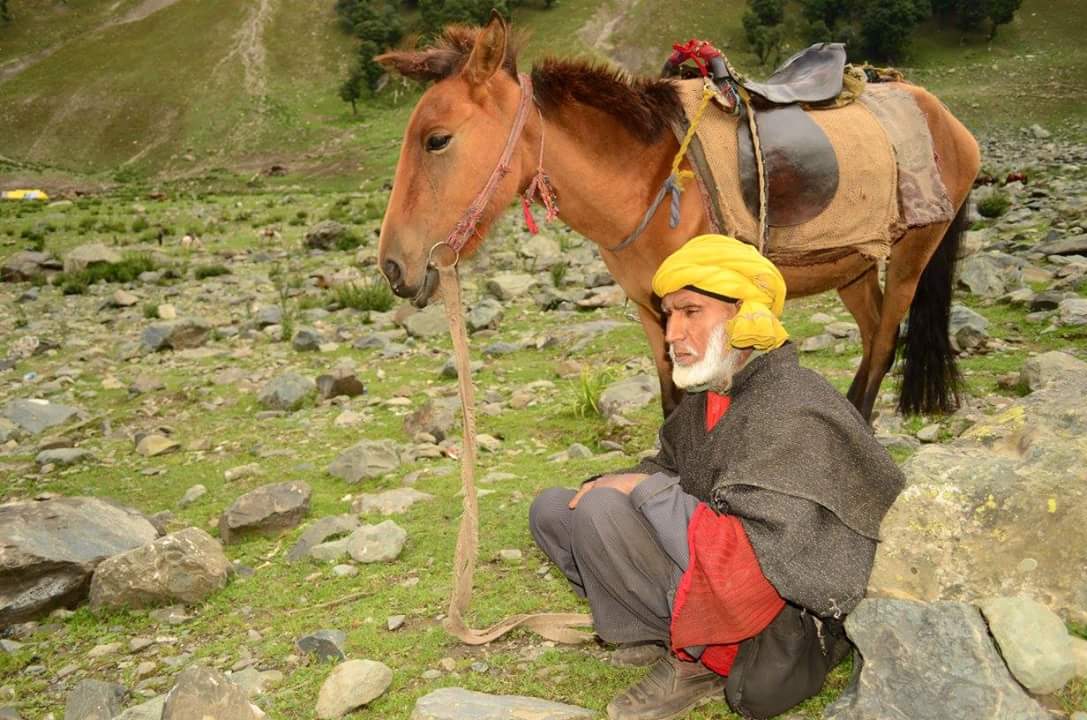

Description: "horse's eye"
425 133 452 153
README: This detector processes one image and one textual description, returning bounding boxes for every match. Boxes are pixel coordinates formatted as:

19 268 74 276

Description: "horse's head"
377 14 526 307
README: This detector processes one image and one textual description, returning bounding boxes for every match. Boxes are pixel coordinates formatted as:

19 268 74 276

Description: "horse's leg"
836 262 883 409
636 304 682 416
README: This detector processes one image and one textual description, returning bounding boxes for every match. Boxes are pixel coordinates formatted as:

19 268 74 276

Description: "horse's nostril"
382 260 402 286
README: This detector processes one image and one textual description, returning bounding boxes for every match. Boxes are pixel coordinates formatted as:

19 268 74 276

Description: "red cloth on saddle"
671 392 785 676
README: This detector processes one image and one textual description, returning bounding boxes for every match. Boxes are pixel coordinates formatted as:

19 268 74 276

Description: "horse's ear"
375 48 456 84
463 10 509 87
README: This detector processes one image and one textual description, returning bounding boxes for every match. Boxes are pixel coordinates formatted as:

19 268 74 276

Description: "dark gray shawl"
628 343 905 617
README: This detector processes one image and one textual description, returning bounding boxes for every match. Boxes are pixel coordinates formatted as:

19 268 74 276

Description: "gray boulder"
141 318 211 352
287 515 360 563
824 599 1049 720
979 595 1075 694
258 372 316 411
1035 234 1087 256
598 375 660 420
466 298 504 333
64 243 122 273
162 666 265 720
410 687 594 720
948 303 989 352
219 481 312 544
304 220 348 250
316 366 365 400
254 305 283 328
870 371 1087 623
64 679 127 720
1 251 59 282
115 695 166 720
0 496 157 624
403 306 448 339
351 488 434 516
328 440 400 483
1019 351 1087 392
297 629 347 662
1 399 81 436
1059 297 1087 326
35 447 94 467
89 527 231 609
292 326 323 352
958 252 1023 299
347 521 407 563
316 659 393 719
0 418 18 444
486 272 536 300
403 400 456 442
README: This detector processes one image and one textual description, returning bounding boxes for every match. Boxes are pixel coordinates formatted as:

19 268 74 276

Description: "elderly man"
530 235 905 720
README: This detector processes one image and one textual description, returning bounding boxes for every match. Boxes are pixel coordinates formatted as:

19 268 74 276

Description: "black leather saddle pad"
742 43 847 105
737 104 840 228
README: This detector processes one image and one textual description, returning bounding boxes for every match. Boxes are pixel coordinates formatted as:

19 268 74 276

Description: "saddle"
736 44 846 229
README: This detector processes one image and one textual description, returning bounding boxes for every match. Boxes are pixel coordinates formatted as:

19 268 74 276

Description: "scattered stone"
0 496 157 624
347 521 407 563
218 481 312 544
292 327 323 352
331 564 357 577
387 615 406 631
958 253 1021 299
410 687 594 720
328 440 400 483
254 305 282 327
178 485 207 508
576 284 625 308
403 307 448 339
286 515 360 563
403 400 456 442
35 447 93 466
140 319 211 352
64 243 122 273
1019 351 1087 392
156 304 177 320
799 333 835 352
258 372 316 411
129 374 165 395
310 538 351 563
304 220 348 250
87 642 122 658
979 595 1075 694
1058 297 1087 326
296 630 347 663
915 424 940 444
229 667 283 698
823 599 1048 720
566 443 592 459
114 695 166 720
1 399 81 436
110 289 140 308
351 488 434 516
224 463 261 482
1035 235 1087 257
315 659 393 719
498 549 523 564
89 527 231 609
948 303 989 352
161 665 265 720
1029 290 1065 311
64 679 127 720
316 366 365 400
598 375 660 420
486 273 536 300
466 298 504 333
2 250 58 282
136 434 179 457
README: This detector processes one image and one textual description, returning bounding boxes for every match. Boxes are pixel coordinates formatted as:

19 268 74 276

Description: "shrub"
332 277 394 312
56 252 158 292
131 217 150 233
550 263 567 288
977 190 1011 218
571 368 617 418
334 231 364 252
194 264 231 280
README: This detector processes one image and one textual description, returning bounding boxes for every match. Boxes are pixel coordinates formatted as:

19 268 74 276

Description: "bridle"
421 72 557 288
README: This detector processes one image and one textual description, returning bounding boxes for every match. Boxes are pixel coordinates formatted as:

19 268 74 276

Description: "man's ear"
463 10 509 87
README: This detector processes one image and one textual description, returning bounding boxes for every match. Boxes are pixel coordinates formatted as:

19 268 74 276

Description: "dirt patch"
212 0 273 97
115 0 184 26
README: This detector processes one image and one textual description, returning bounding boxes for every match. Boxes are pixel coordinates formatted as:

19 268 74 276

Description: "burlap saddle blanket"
673 78 955 265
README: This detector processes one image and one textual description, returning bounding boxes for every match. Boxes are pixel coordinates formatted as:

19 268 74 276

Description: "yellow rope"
670 82 716 190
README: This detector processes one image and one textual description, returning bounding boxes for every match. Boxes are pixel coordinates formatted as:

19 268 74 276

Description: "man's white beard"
670 323 745 393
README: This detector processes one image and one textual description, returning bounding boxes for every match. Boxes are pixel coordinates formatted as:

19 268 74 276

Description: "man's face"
661 289 743 391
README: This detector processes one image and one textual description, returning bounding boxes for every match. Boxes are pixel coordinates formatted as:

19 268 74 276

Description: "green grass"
332 277 396 313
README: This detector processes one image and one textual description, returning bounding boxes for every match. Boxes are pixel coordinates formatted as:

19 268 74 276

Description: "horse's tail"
897 197 968 416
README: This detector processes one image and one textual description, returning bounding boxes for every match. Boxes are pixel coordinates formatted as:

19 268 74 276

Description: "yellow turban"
652 234 789 351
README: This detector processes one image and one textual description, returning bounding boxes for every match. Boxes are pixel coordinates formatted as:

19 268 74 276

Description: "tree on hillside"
419 0 511 35
937 0 1023 38
743 0 786 64
857 0 930 61
1 0 11 22
334 1 403 114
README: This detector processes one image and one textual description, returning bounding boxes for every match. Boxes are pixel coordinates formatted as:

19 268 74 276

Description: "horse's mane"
378 26 681 145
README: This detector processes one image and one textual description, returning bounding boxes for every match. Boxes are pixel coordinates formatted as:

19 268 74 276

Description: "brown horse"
376 15 981 421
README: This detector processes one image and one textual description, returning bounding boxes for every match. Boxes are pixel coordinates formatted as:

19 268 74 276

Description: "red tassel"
521 195 539 234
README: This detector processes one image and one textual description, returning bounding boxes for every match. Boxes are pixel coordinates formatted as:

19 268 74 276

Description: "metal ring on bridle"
428 242 460 269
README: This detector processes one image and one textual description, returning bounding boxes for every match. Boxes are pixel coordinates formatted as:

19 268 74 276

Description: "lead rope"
437 261 593 645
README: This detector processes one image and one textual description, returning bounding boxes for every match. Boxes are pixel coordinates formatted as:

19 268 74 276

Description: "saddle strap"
437 262 593 646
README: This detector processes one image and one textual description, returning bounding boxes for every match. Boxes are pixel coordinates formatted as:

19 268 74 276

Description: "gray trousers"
529 486 680 644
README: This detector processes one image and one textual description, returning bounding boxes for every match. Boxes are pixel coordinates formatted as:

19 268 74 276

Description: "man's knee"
529 487 575 543
570 487 635 548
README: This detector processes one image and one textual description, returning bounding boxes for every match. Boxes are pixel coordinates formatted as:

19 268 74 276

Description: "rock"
292 327 323 352
347 521 407 563
258 372 316 411
948 303 989 352
310 537 351 562
254 305 283 327
1029 123 1050 139
316 367 365 400
64 243 122 273
498 549 523 564
304 220 349 250
87 641 122 658
979 595 1075 694
218 481 312 544
520 234 561 261
466 298 504 332
824 599 1048 720
483 341 519 356
110 289 139 308
1072 636 1087 678
328 440 400 483
486 273 536 300
576 285 626 308
1 399 81 436
958 253 1022 299
64 679 127 720
387 614 406 631
315 659 393 719
286 515 360 563
403 400 456 442
1035 235 1087 256
1058 298 1087 326
351 488 434 516
229 667 283 698
1029 290 1065 312
114 695 166 720
161 665 265 720
410 687 594 720
403 306 448 339
35 447 93 466
129 374 165 395
89 527 231 609
2 250 58 281
140 318 211 352
915 424 940 443
0 418 19 444
567 443 592 459
1019 351 1087 392
870 370 1087 623
157 303 176 320
799 333 835 352
224 463 261 482
136 434 179 457
296 629 347 662
332 564 357 577
0 496 157 624
598 375 660 420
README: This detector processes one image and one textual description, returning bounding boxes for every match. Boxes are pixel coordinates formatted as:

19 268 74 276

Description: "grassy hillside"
0 0 1083 185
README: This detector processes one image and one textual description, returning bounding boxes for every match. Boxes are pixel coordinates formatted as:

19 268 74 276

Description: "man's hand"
568 473 648 509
